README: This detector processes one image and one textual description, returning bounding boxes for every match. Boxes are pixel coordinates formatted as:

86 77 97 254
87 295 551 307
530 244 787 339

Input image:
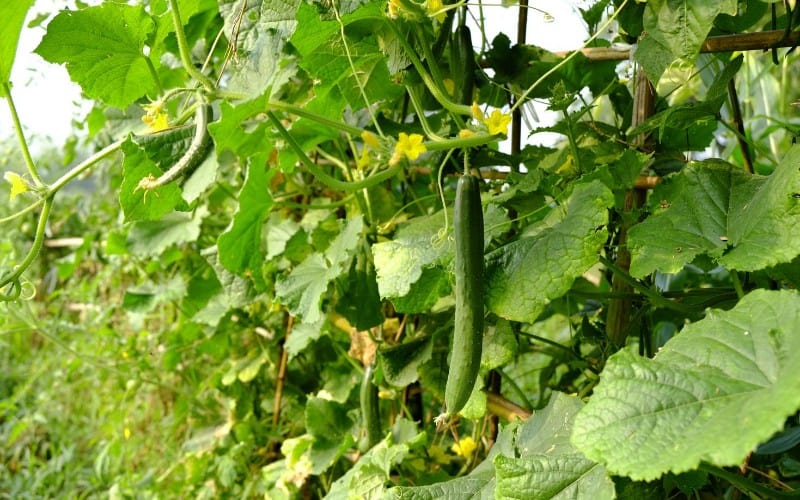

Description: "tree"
2 0 800 497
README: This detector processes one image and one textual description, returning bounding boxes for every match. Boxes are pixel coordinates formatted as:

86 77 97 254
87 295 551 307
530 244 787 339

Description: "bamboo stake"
555 30 800 61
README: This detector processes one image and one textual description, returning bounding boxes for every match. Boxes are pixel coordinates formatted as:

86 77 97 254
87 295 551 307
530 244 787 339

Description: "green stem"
730 270 745 299
48 140 124 195
406 85 447 141
496 368 534 411
599 255 695 314
144 57 164 95
699 463 800 498
413 23 466 129
0 196 53 300
563 109 582 172
388 22 472 117
267 111 404 192
510 0 628 114
3 82 43 187
268 100 364 136
168 0 215 92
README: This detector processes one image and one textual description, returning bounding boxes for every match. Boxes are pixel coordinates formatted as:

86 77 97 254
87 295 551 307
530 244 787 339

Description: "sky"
0 0 590 146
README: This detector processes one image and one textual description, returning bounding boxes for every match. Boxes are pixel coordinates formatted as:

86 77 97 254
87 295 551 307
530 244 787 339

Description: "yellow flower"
426 0 446 22
356 148 371 170
484 109 511 136
471 102 483 121
142 101 169 132
4 172 29 200
390 132 427 165
361 130 380 150
123 427 131 440
451 436 477 458
458 129 476 138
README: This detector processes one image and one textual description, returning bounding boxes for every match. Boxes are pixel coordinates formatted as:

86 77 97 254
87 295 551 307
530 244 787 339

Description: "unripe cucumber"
450 24 475 105
445 174 484 416
360 363 381 450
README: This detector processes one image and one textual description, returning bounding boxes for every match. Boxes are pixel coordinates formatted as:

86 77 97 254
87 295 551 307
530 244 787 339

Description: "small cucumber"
445 174 484 416
136 103 212 189
360 363 381 450
450 24 476 105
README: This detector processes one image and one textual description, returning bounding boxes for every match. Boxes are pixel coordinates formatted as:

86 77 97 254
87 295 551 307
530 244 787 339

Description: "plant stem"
268 100 364 136
510 0 628 114
699 463 800 498
730 270 746 299
599 255 695 314
3 82 43 187
168 0 215 92
267 112 404 192
387 22 472 117
48 140 124 195
0 196 53 300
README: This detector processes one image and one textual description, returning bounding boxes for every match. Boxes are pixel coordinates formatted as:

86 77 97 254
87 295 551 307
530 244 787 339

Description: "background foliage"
3 0 800 498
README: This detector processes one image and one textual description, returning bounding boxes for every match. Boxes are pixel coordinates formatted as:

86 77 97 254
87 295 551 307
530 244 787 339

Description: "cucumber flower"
425 0 446 22
390 132 427 166
451 436 478 458
142 101 169 132
4 172 30 200
484 109 511 136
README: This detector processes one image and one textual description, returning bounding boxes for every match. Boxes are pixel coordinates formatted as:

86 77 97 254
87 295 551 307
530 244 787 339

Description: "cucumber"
136 103 212 190
445 174 484 416
360 363 381 450
450 24 475 105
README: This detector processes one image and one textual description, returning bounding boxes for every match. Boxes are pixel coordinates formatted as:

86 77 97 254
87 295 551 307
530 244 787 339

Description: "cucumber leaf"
572 289 800 481
0 1 35 94
629 146 800 277
35 3 158 108
485 180 613 323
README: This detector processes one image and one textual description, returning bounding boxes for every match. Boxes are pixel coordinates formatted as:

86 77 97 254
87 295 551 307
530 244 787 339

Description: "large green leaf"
218 0 299 99
485 180 613 323
35 3 157 108
0 1 35 94
628 147 800 277
275 217 364 323
373 204 507 301
119 139 183 222
291 2 400 117
385 393 613 499
635 0 736 83
217 161 273 278
572 289 800 481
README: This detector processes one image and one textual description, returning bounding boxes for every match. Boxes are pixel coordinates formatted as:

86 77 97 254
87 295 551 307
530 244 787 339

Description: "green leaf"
373 206 507 300
386 393 611 499
291 2 400 117
635 0 737 83
285 320 326 361
325 438 412 500
572 289 800 481
126 206 207 257
481 319 517 371
208 95 270 161
629 147 800 277
119 139 183 222
494 454 614 500
0 1 35 93
378 336 432 387
275 217 364 323
218 0 300 99
485 180 613 323
335 243 383 330
389 267 451 314
217 161 273 277
34 3 158 108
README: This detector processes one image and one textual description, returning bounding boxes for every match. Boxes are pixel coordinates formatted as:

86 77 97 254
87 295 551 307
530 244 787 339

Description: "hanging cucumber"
136 103 212 190
445 173 484 417
450 24 476 105
360 363 382 450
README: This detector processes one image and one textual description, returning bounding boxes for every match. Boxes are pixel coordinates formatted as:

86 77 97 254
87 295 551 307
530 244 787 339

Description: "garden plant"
3 0 800 498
